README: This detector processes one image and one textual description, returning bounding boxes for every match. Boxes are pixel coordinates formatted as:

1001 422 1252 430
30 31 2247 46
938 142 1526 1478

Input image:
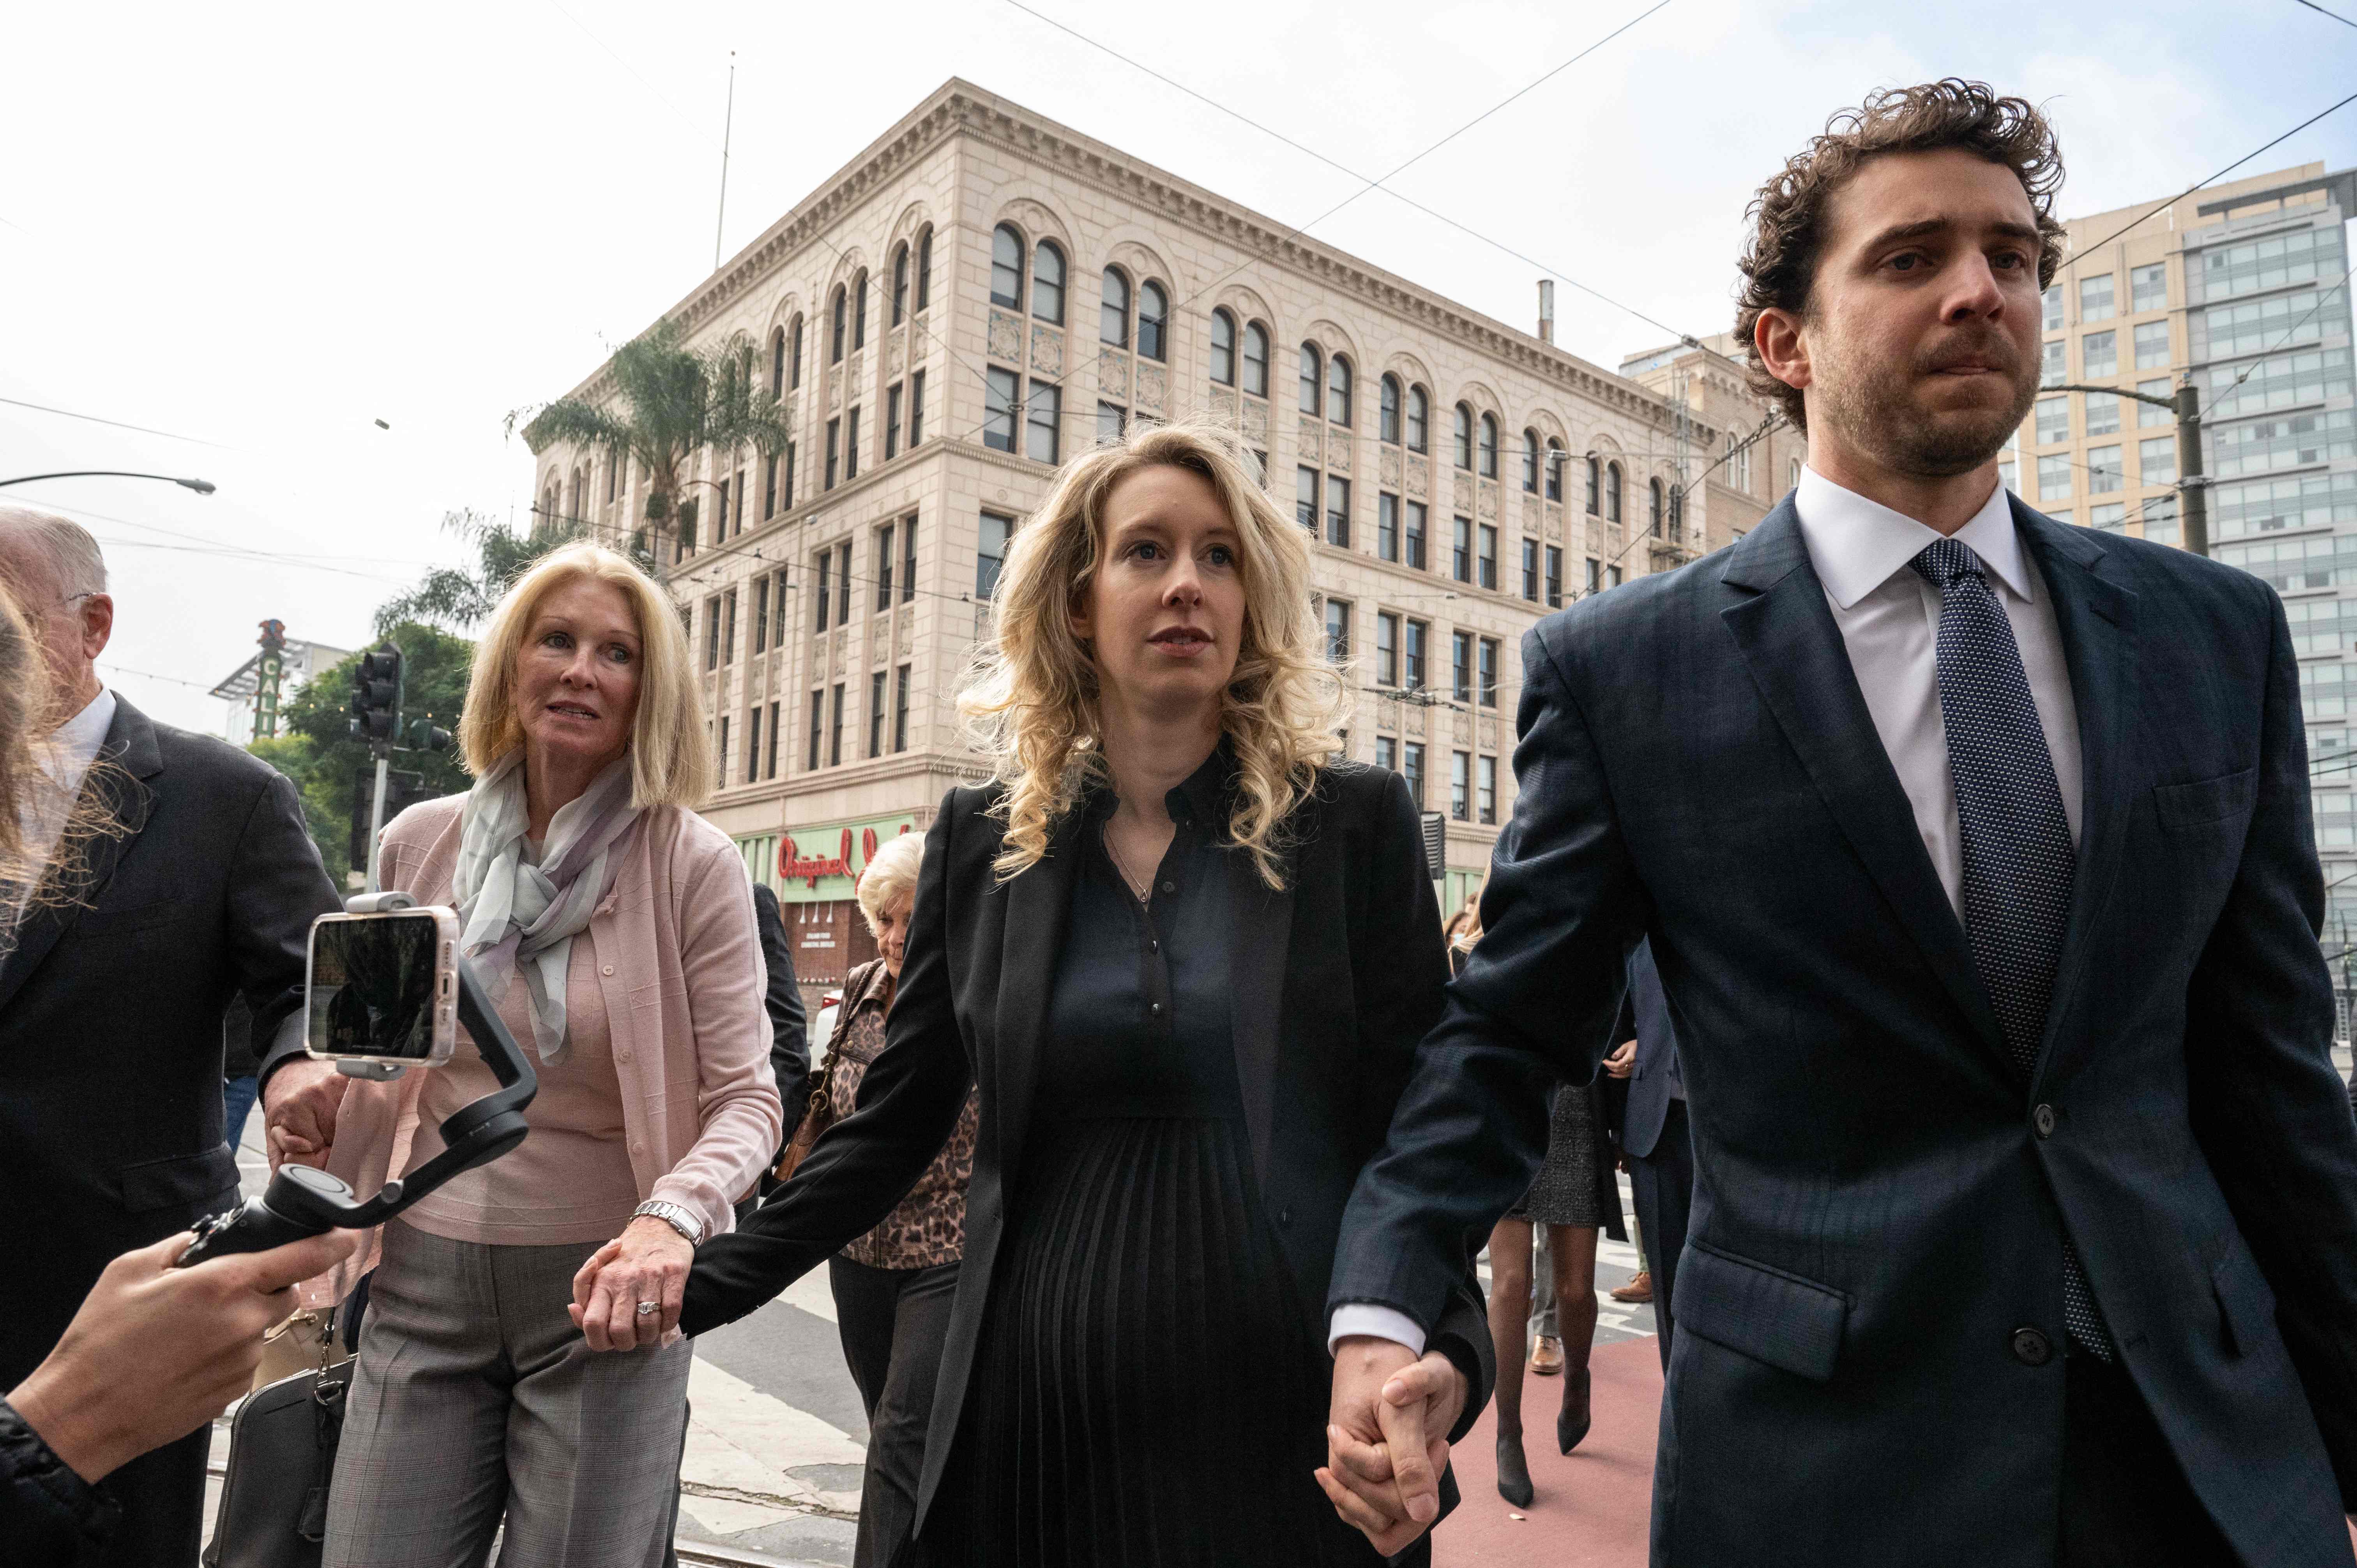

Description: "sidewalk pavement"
1438 1337 1661 1567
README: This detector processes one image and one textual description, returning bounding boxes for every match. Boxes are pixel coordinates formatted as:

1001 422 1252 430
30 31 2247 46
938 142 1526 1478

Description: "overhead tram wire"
0 395 231 449
2290 0 2357 30
2054 88 2357 279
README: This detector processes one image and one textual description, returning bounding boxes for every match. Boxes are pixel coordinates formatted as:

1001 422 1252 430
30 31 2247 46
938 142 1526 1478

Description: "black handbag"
201 1352 352 1568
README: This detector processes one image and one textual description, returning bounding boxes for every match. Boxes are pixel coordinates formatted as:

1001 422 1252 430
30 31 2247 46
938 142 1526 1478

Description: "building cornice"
548 80 1718 447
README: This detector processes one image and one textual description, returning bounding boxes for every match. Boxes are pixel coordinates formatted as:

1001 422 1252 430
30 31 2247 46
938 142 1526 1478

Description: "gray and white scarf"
451 750 640 1064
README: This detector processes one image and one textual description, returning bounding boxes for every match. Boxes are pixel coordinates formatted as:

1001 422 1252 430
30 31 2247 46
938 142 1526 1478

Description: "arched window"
830 285 848 364
1299 345 1322 416
1101 268 1129 347
1478 414 1499 479
891 244 909 326
1327 355 1352 427
1649 478 1664 534
770 327 786 399
915 228 932 313
1585 456 1601 514
991 224 1023 311
1521 429 1540 494
1453 403 1474 470
1031 241 1064 324
852 271 868 350
1380 375 1401 444
1241 321 1268 396
787 315 803 390
1606 462 1624 523
1137 282 1169 362
1210 309 1236 385
1545 438 1564 501
1407 386 1429 453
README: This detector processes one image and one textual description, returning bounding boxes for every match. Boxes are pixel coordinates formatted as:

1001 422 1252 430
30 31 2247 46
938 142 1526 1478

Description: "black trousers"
829 1256 960 1568
1627 1098 1693 1375
2058 1351 2238 1566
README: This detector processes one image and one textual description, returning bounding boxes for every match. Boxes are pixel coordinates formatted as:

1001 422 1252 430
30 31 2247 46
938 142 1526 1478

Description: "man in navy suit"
1321 82 2357 1566
1617 940 1691 1374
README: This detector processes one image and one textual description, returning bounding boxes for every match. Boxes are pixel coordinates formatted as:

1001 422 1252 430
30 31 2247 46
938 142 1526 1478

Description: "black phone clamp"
175 937 537 1268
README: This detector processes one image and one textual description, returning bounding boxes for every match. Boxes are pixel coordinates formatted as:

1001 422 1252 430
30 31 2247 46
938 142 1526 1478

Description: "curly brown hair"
1734 79 2067 433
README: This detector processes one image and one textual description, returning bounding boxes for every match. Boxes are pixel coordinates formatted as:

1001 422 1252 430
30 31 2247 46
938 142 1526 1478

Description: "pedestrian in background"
263 542 782 1568
221 992 260 1155
1617 938 1691 1371
677 418 1491 1566
749 879 810 1206
0 507 342 1568
1454 899 1624 1509
815 827 975 1568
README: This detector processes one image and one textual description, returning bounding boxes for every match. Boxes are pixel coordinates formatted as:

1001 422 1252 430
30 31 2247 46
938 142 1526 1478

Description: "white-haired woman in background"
267 542 782 1567
806 827 977 1568
668 420 1493 1566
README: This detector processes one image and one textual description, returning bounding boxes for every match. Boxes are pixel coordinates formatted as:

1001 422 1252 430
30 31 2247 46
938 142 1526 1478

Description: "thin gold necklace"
1101 821 1152 902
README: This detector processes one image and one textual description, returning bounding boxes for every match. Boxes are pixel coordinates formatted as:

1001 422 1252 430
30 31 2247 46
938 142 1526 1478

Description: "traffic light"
403 716 452 753
349 645 402 748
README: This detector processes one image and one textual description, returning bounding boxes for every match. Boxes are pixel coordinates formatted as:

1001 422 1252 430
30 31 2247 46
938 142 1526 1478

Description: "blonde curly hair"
959 418 1346 890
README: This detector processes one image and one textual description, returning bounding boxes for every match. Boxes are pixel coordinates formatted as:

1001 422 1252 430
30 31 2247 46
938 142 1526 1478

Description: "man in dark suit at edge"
0 508 343 1567
1321 83 2357 1565
1616 939 1691 1373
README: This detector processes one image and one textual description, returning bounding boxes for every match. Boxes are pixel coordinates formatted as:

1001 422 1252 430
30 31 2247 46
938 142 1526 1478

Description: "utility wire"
2290 0 2357 29
2057 88 2357 275
0 394 230 449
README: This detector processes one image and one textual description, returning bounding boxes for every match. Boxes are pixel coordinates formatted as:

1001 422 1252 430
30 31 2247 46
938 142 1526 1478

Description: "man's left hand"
570 1217 694 1351
1319 1335 1466 1554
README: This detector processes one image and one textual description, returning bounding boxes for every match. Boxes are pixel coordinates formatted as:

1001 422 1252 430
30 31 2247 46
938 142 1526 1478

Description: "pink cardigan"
304 792 783 1302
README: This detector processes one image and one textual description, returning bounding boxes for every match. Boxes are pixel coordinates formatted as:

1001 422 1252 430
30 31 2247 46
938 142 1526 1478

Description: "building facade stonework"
528 79 1744 979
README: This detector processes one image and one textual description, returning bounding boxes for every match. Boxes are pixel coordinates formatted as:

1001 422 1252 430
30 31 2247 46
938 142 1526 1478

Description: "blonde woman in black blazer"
678 420 1492 1566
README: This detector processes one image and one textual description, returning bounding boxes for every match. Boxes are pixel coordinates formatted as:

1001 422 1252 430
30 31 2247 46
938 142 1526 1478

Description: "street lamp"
0 470 216 494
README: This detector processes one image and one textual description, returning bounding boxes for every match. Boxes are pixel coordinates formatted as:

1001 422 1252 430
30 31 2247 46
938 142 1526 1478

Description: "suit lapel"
0 698 162 1014
1718 504 2009 1063
2015 504 2138 1081
1225 839 1295 1192
989 805 1084 1182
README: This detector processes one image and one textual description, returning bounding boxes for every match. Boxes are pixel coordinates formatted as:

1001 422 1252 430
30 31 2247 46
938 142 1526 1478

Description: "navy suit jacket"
1620 938 1682 1162
1330 496 2357 1565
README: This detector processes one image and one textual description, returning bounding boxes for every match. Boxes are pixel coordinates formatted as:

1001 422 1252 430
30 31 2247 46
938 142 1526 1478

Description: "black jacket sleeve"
1348 769 1496 1443
244 770 347 1090
751 884 810 1143
682 804 973 1336
0 1398 117 1568
2184 589 2357 1508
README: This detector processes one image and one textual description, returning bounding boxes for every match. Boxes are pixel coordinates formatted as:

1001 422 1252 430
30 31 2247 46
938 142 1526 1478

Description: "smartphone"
306 906 461 1069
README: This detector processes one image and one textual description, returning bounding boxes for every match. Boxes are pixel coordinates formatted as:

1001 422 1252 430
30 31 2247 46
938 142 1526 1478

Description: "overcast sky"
4 0 2352 735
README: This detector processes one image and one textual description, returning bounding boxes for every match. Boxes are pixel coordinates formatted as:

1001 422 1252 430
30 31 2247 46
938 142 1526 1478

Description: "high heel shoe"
1557 1368 1592 1453
1495 1431 1534 1507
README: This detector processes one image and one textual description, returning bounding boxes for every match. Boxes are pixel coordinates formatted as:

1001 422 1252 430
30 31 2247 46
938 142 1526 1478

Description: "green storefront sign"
741 811 919 903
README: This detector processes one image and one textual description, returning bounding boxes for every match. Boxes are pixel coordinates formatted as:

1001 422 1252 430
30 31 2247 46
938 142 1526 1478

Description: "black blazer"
0 696 342 1388
685 760 1495 1530
1619 939 1681 1162
1331 498 2357 1566
751 882 809 1142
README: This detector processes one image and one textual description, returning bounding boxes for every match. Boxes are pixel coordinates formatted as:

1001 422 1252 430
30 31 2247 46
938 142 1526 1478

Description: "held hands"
1603 1039 1638 1080
263 1058 350 1171
6 1227 359 1483
571 1216 695 1351
1319 1335 1468 1554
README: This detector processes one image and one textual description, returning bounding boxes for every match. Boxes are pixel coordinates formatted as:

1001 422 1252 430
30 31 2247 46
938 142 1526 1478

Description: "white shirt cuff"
1328 1304 1427 1358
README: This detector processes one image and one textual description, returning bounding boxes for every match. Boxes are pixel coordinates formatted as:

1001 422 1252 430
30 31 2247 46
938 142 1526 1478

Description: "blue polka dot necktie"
1912 536 2115 1361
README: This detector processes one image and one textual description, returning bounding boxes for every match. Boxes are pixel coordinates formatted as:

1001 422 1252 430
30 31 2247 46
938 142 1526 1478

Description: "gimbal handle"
175 958 538 1267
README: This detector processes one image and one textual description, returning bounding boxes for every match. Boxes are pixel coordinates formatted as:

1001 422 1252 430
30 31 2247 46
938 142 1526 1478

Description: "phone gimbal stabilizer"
175 895 539 1269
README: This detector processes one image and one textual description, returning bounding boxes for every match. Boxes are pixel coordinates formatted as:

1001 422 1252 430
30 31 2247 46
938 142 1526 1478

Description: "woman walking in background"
267 542 783 1567
818 827 977 1568
671 419 1491 1566
1456 897 1625 1508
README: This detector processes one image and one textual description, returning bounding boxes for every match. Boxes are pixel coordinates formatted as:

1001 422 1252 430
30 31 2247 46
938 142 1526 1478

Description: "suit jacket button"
2033 1104 2056 1139
2011 1326 2053 1367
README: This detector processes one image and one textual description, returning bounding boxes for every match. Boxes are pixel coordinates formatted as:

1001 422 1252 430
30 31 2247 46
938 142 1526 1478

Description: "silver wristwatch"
632 1200 706 1248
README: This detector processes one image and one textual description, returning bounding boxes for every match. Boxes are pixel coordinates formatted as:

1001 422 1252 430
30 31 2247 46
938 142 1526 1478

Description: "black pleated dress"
920 771 1376 1567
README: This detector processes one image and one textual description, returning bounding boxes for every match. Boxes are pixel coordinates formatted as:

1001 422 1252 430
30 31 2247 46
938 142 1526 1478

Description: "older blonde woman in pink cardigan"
262 543 781 1568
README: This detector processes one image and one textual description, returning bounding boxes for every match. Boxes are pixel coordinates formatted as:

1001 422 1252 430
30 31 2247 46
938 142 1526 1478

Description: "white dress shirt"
1327 470 2086 1359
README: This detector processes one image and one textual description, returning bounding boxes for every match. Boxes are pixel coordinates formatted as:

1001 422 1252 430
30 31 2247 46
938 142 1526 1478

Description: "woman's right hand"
263 1058 350 1171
